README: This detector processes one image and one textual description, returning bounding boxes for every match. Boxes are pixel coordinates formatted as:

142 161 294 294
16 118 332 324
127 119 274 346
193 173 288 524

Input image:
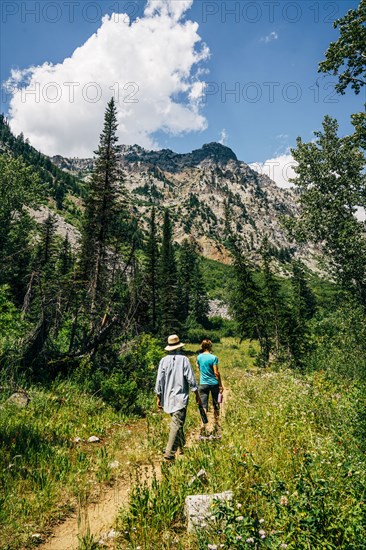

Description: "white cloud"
219 128 228 145
261 31 278 44
249 153 297 188
5 1 209 157
144 0 194 20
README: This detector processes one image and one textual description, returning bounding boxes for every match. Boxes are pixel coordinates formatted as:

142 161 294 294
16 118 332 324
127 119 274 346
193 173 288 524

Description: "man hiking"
155 334 202 461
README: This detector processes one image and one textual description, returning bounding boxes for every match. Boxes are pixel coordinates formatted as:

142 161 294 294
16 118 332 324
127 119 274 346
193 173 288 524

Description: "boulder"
185 490 233 533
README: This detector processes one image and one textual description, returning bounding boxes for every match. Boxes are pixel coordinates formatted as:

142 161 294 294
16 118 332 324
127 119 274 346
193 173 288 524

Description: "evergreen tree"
145 207 159 333
288 260 317 367
159 209 178 335
230 245 268 362
178 239 197 323
260 237 286 360
80 97 122 312
187 259 209 328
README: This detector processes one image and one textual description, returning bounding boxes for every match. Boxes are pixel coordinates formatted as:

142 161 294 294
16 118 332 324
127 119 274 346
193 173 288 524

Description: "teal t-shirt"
197 353 219 386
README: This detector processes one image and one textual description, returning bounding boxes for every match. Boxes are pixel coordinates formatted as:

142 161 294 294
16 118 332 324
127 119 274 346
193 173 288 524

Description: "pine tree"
288 260 317 367
144 207 159 333
80 97 122 312
230 245 268 362
159 209 178 335
178 239 197 323
260 237 288 362
187 259 209 328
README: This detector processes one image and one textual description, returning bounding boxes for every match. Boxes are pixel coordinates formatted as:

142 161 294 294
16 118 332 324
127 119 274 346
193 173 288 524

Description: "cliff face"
52 142 314 267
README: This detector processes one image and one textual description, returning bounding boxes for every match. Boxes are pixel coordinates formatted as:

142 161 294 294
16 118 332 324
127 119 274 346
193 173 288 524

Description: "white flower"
236 516 244 521
280 496 288 506
259 518 265 523
246 538 254 543
236 503 242 509
259 529 266 536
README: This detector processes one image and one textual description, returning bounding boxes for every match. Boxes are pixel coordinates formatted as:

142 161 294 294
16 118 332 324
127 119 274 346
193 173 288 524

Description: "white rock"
185 491 233 533
88 436 100 443
7 392 30 408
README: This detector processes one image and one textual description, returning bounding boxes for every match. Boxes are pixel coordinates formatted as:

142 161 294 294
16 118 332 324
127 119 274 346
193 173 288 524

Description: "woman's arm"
213 365 224 392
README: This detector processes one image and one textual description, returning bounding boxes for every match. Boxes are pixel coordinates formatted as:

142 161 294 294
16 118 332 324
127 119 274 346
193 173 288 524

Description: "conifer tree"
261 238 284 359
288 260 317 367
80 97 122 312
230 245 267 361
159 209 178 335
187 259 209 328
145 207 159 333
178 239 197 323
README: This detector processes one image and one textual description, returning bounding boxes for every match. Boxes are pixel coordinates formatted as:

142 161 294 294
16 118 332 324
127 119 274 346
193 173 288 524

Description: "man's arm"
184 358 202 405
155 361 164 410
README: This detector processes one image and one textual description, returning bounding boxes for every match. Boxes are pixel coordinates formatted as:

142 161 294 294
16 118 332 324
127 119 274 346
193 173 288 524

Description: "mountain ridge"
51 141 316 269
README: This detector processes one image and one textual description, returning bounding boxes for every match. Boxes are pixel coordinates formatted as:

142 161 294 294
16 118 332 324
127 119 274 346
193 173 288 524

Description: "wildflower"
259 529 266 538
280 496 288 506
236 535 242 540
246 538 254 543
259 518 264 523
208 545 218 550
236 503 242 509
236 516 244 521
280 545 288 549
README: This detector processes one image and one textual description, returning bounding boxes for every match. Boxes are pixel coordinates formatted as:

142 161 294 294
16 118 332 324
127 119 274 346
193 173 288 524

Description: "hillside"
52 143 316 268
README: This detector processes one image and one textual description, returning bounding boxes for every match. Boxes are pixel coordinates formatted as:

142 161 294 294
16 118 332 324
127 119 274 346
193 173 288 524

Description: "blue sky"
1 0 364 185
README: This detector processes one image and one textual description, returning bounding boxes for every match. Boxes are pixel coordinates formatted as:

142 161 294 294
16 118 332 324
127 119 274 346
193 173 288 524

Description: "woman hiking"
197 338 224 437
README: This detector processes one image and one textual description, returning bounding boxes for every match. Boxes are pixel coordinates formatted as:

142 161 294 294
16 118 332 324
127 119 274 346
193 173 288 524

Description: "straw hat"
165 334 185 351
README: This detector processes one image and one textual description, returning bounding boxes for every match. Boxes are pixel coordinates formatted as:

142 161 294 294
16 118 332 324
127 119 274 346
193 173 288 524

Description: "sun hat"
165 334 185 351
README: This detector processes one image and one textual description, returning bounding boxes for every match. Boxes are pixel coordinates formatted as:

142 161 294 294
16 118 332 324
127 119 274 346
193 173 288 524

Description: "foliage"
289 116 366 304
0 286 29 360
118 340 366 549
318 0 366 95
159 209 179 335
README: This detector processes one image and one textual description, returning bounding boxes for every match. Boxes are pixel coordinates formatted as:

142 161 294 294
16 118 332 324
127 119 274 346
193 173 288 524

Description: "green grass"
2 338 365 549
117 338 366 549
0 379 158 550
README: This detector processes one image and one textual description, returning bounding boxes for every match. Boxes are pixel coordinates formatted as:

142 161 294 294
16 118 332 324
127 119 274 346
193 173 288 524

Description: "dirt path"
42 391 230 549
42 462 160 550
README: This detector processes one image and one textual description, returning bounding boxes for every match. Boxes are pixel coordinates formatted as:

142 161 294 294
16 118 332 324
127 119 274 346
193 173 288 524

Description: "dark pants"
199 384 220 411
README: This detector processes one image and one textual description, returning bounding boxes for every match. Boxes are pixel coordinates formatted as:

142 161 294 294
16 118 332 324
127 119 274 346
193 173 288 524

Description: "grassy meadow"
117 339 366 550
1 338 365 549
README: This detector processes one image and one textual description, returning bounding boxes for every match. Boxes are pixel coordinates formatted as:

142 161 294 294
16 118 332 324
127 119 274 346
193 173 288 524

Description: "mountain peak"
196 142 238 163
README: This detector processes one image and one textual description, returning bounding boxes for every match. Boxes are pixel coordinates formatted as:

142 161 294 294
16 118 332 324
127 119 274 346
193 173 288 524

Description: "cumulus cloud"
5 0 209 157
261 31 278 44
249 153 297 188
219 128 228 145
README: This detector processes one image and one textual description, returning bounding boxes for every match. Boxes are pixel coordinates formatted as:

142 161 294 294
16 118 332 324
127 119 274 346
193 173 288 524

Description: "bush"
186 327 221 344
306 300 366 380
76 334 164 415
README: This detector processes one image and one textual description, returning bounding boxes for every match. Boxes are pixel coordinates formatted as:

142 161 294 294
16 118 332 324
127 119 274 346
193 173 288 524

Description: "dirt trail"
42 462 160 550
41 391 230 549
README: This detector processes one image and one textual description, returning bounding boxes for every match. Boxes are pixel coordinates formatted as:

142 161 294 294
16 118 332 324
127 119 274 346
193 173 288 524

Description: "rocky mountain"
52 142 314 268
